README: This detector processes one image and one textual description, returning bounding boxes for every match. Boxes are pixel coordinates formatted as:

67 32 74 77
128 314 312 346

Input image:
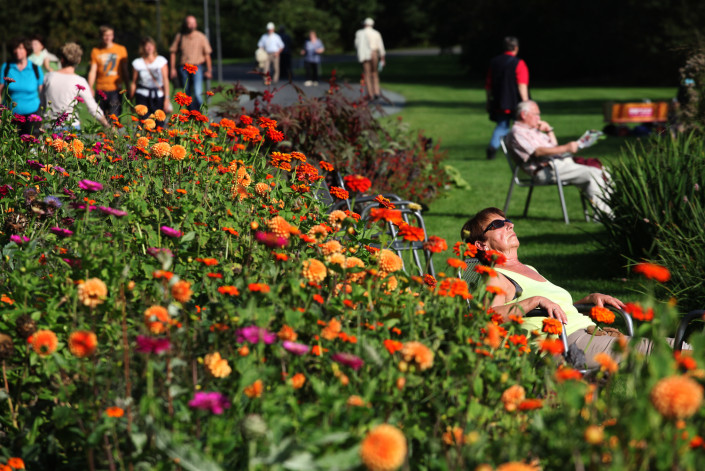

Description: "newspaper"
577 129 605 150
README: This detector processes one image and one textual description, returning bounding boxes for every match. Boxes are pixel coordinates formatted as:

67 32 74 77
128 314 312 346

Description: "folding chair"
500 139 591 224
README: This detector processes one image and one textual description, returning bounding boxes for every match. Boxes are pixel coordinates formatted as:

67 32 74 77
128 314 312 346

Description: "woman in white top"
42 42 108 131
29 35 59 73
129 36 170 127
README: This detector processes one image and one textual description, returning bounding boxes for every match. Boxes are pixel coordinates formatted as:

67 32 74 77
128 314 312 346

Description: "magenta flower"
331 352 364 371
236 326 277 345
282 341 310 355
135 335 172 354
98 206 127 217
78 179 103 192
28 114 42 122
10 235 29 244
50 227 74 238
76 96 84 103
53 165 66 173
188 391 230 415
255 231 288 248
160 226 182 238
0 184 12 199
97 90 107 100
76 84 86 91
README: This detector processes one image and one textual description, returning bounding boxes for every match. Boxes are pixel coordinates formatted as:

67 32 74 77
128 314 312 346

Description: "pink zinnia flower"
255 231 288 248
188 391 230 414
76 84 86 91
236 326 277 344
78 179 103 192
50 227 74 238
10 235 29 244
282 341 310 355
135 335 172 354
160 226 182 238
331 352 364 371
98 206 127 217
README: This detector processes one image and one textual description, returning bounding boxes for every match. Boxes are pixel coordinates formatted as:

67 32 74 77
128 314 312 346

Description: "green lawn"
343 55 675 302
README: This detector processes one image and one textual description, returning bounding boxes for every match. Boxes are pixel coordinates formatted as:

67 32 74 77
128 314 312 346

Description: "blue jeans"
489 117 511 150
178 65 204 110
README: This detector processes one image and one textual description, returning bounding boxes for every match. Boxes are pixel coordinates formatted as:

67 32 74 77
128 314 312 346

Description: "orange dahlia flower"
170 144 187 160
153 109 166 121
633 262 671 282
244 379 263 398
590 306 615 324
501 384 526 412
254 182 270 195
651 375 703 419
278 325 298 341
319 240 343 256
496 462 538 471
204 352 232 378
267 216 293 238
144 305 170 334
143 118 156 131
134 104 149 116
378 250 403 273
171 280 192 303
105 406 125 418
68 330 98 357
328 210 348 230
31 329 58 356
400 341 434 371
347 395 367 407
542 318 563 335
593 352 619 374
77 278 108 308
150 142 171 158
302 259 327 284
360 424 407 471
290 373 306 389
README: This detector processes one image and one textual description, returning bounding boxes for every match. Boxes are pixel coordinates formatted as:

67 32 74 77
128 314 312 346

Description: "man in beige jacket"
354 18 385 100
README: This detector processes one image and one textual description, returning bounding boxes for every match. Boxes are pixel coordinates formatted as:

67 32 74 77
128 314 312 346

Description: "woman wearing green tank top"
460 207 685 369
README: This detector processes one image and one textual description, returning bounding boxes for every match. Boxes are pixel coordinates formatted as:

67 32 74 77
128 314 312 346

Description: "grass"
331 55 676 302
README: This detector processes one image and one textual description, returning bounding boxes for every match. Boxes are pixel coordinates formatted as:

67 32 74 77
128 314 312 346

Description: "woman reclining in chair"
460 207 686 368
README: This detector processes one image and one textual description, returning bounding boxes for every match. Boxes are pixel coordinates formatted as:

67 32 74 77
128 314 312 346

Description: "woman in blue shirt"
1 38 44 136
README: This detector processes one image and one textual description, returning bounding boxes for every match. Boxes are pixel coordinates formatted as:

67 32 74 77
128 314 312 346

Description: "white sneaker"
304 80 312 86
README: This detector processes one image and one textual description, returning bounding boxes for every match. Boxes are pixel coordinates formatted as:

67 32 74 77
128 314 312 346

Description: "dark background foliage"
4 0 705 84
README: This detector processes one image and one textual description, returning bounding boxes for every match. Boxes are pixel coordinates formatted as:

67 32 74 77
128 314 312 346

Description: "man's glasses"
483 219 512 234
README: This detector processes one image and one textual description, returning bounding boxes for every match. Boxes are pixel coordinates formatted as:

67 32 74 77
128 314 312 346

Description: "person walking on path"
0 37 44 137
354 17 385 100
257 22 284 84
130 36 171 127
42 42 108 131
301 30 324 86
485 36 529 160
87 25 129 118
169 15 213 110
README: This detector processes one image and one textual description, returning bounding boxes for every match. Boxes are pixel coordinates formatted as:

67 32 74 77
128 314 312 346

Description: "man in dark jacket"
485 37 529 160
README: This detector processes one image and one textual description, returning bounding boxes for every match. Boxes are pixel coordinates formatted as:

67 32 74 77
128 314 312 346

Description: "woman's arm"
128 69 138 98
486 274 568 323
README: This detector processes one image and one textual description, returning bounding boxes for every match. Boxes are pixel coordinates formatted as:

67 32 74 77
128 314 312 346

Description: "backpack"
3 62 40 82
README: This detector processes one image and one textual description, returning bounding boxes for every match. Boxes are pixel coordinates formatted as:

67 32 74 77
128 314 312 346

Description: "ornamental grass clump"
0 88 704 471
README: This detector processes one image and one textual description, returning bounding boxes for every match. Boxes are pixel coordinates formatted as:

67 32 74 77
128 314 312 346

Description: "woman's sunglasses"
483 219 512 234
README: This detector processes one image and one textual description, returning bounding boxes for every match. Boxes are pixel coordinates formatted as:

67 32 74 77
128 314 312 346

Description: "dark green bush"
600 133 705 310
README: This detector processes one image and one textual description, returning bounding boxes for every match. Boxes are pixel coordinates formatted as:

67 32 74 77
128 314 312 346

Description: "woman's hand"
579 293 626 310
535 296 568 324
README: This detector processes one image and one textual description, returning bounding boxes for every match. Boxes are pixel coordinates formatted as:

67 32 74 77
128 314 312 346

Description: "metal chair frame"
500 139 590 224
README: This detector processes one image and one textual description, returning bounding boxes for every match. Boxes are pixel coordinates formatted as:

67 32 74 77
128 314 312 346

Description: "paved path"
209 51 414 117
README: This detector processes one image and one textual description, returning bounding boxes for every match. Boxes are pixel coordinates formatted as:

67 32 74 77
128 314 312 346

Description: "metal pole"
215 0 223 83
203 0 211 105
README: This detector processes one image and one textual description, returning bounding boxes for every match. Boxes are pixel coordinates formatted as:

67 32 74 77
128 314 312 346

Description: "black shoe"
486 147 498 160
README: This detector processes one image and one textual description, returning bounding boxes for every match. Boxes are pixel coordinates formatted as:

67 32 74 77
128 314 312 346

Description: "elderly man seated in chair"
461 207 687 369
505 100 612 218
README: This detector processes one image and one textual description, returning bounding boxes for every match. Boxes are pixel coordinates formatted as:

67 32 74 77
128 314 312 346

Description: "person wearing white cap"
354 17 386 100
257 22 285 83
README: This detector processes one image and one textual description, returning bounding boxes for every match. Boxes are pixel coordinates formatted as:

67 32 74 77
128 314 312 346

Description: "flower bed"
0 92 704 470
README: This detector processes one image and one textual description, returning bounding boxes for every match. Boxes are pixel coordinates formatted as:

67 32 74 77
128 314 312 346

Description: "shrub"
217 73 449 203
600 132 705 310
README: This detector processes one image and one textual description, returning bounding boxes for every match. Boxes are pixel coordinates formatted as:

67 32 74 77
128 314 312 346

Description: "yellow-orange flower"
496 462 537 471
327 252 347 267
541 318 563 335
321 318 342 340
77 277 108 308
267 216 293 238
204 352 232 378
151 141 171 158
650 375 703 419
590 306 615 324
136 136 149 148
255 182 270 195
244 379 263 398
237 166 251 187
51 138 68 152
290 373 306 389
345 256 366 282
71 138 84 156
328 210 347 230
171 280 193 303
170 144 187 160
153 109 166 121
144 305 170 334
400 341 434 371
593 352 619 374
360 424 407 471
378 249 403 273
134 104 149 116
302 259 327 284
143 118 156 130
278 325 298 341
31 329 58 356
105 406 125 418
6 457 24 469
68 330 98 358
319 240 343 255
442 426 466 446
501 384 526 412
347 395 367 407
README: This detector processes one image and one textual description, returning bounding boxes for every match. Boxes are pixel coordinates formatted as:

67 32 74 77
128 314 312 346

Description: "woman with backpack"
0 38 44 136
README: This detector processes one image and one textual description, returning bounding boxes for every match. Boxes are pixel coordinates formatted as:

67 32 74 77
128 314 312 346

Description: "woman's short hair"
460 207 505 244
59 43 83 67
9 38 32 57
138 36 157 57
